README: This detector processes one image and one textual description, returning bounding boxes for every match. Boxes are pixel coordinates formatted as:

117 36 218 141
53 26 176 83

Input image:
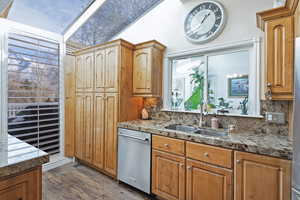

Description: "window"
166 40 261 117
171 56 205 111
7 33 60 154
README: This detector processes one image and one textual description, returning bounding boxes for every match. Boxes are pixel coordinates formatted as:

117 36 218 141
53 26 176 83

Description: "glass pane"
171 56 205 111
207 51 251 115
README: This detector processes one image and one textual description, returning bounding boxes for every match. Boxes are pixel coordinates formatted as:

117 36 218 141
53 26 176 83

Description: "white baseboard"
43 157 73 172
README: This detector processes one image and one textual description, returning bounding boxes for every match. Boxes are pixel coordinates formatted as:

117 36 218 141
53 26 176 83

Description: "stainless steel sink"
164 124 228 137
194 129 228 137
164 124 198 133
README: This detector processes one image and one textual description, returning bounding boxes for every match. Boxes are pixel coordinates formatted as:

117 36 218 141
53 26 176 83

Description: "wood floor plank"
43 164 153 200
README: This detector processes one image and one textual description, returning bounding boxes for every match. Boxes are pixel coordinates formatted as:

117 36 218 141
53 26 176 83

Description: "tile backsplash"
144 98 291 136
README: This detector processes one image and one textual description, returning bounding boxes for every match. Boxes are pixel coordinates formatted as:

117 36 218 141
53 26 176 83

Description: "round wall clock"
184 1 227 44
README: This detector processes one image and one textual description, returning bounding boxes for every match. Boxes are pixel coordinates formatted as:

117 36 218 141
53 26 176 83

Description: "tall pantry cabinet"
72 40 142 177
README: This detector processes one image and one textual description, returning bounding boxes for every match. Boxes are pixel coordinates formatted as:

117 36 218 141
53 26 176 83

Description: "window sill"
160 109 264 119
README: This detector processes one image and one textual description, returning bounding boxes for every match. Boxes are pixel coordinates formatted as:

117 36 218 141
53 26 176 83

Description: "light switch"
265 112 286 124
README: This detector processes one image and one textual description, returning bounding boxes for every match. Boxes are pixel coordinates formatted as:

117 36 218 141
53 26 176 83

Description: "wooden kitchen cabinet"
74 93 93 163
186 159 232 200
71 39 141 178
93 93 106 169
265 16 294 100
152 150 186 200
0 167 42 200
94 46 119 93
75 52 94 93
104 93 118 176
234 151 291 200
133 41 165 97
94 49 106 93
257 3 298 100
93 93 118 175
64 55 76 157
104 46 119 93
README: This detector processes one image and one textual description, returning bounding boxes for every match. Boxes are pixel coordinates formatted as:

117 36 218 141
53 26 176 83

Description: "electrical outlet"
265 112 286 124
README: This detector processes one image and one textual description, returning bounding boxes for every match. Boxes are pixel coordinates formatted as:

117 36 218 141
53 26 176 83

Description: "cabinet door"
186 159 232 200
75 93 93 163
133 48 152 95
75 55 85 92
83 93 93 163
64 55 75 157
152 150 185 200
0 167 41 200
84 53 94 92
105 47 119 93
235 151 291 200
75 94 85 160
93 93 105 169
266 16 294 100
104 93 118 176
95 49 106 93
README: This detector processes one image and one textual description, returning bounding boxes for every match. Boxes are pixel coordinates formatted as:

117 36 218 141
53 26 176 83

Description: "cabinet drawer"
152 135 185 156
186 142 233 169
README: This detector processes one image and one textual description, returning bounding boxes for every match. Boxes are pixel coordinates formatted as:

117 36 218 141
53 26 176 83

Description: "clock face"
184 1 226 43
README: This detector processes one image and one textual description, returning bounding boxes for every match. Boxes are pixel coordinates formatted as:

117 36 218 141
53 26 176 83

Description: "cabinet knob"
187 166 192 170
164 144 169 147
236 160 241 164
203 152 209 157
180 163 185 168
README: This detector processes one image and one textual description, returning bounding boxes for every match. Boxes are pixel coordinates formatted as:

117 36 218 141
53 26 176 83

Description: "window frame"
163 38 262 117
0 18 66 154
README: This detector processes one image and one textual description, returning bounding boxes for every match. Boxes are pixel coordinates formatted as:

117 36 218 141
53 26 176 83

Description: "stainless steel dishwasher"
117 128 151 194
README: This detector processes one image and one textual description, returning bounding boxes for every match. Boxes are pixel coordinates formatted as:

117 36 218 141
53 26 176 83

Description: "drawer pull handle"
164 144 169 147
204 152 209 157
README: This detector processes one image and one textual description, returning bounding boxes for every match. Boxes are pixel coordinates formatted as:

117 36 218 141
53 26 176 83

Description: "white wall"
113 0 273 54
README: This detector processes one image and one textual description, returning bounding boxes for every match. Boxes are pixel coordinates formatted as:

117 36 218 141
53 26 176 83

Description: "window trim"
163 38 262 118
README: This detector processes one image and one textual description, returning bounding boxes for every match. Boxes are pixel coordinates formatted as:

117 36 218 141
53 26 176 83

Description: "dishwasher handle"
119 133 150 142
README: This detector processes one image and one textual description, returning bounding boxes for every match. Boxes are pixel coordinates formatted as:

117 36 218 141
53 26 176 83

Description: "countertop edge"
0 154 49 179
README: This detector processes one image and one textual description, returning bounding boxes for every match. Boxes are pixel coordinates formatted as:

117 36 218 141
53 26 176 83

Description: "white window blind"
7 33 60 155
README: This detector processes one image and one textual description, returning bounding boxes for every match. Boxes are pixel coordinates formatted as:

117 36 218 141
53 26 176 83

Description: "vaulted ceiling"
69 0 163 46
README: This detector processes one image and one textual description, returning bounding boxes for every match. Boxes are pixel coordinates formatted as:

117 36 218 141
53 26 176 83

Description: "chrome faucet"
199 103 208 128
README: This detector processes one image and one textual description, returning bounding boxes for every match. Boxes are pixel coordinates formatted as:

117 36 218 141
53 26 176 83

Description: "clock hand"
201 12 211 24
189 24 202 34
188 13 212 35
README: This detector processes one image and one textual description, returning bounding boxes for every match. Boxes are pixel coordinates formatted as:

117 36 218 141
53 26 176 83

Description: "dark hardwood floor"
43 163 153 200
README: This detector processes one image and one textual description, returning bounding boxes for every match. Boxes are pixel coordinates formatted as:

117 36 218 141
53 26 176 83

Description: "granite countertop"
0 135 49 178
118 119 293 160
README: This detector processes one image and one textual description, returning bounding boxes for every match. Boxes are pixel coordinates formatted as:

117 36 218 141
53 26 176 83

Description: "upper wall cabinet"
257 0 299 100
133 41 166 97
266 16 294 100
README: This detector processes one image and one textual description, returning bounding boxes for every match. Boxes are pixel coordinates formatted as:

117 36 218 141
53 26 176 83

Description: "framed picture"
228 75 249 98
